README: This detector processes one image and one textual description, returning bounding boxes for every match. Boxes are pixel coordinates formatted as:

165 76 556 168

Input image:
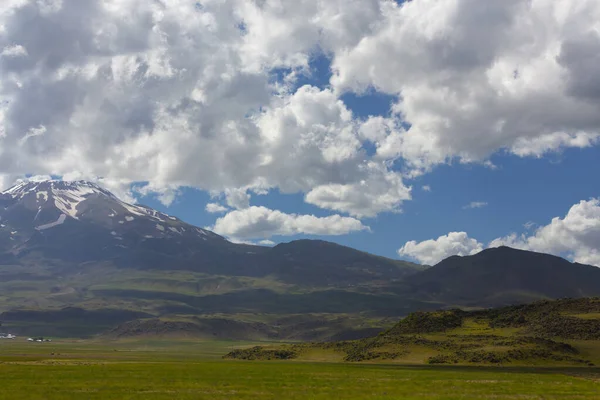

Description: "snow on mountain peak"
4 180 112 200
3 180 118 220
1 180 219 239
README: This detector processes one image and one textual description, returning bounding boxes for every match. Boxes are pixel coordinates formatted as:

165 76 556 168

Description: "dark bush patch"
387 310 465 334
224 346 298 360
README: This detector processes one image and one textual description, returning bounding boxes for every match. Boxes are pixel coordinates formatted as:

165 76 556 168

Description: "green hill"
225 297 600 366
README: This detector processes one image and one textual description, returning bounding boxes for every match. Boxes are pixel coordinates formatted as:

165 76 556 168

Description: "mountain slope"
3 180 600 340
264 240 424 285
0 180 255 273
0 180 419 279
0 180 423 324
406 246 600 306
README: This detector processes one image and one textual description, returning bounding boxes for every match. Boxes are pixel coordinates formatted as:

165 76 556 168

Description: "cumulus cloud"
0 1 410 217
304 162 411 218
422 185 431 192
1 44 27 58
210 206 369 239
224 188 251 210
489 199 600 267
332 0 600 172
0 0 599 223
398 232 484 265
205 203 229 214
133 183 181 207
400 199 600 267
463 201 488 210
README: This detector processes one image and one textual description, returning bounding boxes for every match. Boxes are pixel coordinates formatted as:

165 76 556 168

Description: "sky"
1 0 599 266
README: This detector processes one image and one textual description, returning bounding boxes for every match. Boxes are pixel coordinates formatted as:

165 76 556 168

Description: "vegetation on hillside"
225 297 600 366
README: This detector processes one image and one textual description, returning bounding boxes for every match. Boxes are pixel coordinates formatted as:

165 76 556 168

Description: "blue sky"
2 0 600 266
139 135 600 261
133 53 600 261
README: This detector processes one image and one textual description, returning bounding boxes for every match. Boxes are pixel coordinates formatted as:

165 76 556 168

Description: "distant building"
0 333 16 339
27 337 51 342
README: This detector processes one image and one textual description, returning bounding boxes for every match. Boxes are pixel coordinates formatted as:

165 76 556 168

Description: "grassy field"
1 339 599 399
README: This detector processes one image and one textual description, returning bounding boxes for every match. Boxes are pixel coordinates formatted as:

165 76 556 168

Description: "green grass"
225 299 600 366
0 340 599 399
571 313 600 320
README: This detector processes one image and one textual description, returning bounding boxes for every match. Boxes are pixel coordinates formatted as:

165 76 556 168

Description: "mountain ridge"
0 180 419 277
2 180 600 340
407 246 600 306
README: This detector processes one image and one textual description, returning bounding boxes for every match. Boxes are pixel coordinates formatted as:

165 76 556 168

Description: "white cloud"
0 0 410 218
132 183 180 207
489 199 600 267
18 125 46 145
22 174 52 182
258 239 276 246
304 162 411 218
331 0 600 172
511 132 600 158
1 44 27 58
422 185 431 192
1 174 52 191
210 206 369 239
463 201 488 210
206 203 229 214
227 237 258 246
401 199 600 267
398 232 484 265
224 188 251 210
523 221 536 230
0 0 599 220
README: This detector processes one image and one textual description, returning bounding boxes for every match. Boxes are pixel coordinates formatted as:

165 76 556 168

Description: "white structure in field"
0 333 16 339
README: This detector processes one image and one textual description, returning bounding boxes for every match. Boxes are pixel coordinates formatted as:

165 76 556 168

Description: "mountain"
0 180 235 267
0 180 419 280
406 246 600 306
0 180 424 338
2 180 600 340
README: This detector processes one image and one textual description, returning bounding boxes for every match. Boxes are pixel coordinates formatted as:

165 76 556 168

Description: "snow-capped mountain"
0 180 236 268
1 180 217 238
0 179 418 284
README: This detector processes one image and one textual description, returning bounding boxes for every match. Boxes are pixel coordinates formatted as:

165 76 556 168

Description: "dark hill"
265 240 423 285
406 247 600 306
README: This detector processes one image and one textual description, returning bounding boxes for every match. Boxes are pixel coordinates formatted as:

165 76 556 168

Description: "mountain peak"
470 246 571 263
2 179 133 222
0 179 221 251
5 179 107 194
409 245 600 306
3 180 117 206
